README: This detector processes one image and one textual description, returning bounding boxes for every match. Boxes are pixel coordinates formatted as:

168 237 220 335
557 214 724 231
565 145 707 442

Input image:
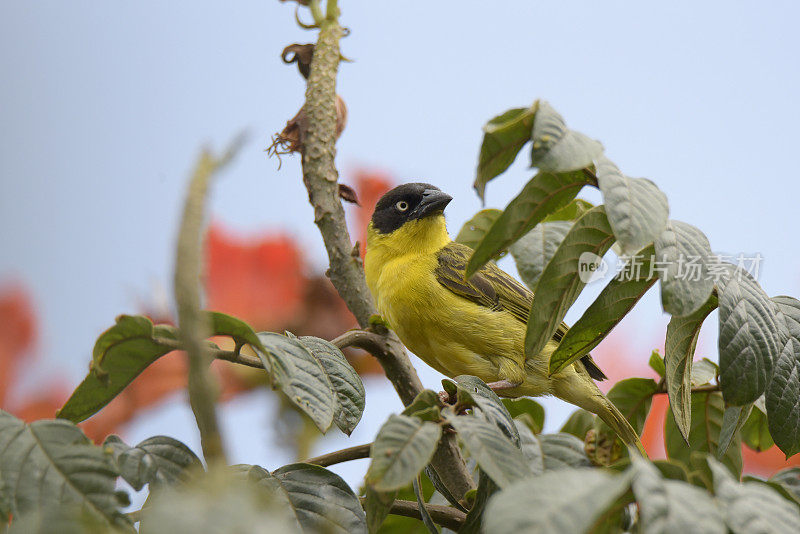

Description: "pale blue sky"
2 1 799 488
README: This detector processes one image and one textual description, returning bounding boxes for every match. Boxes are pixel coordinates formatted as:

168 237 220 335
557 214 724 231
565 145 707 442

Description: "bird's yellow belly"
371 255 552 396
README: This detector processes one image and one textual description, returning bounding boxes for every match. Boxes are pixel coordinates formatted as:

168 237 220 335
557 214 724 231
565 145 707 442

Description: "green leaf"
549 245 658 374
256 332 336 432
474 106 536 201
717 266 781 406
455 209 503 250
363 487 395 534
452 375 519 446
596 156 669 255
0 411 129 527
365 414 442 492
466 169 592 277
142 467 299 534
515 421 544 475
458 471 497 534
207 311 268 353
484 468 631 533
709 457 800 533
235 463 366 534
649 350 666 377
718 404 753 457
665 392 742 478
767 296 800 457
692 358 718 387
543 198 595 222
605 378 658 435
57 316 178 422
445 413 533 488
529 100 603 173
297 336 366 435
665 294 718 442
770 467 800 503
741 403 774 452
103 435 202 491
509 220 572 291
539 433 592 470
654 220 715 317
652 459 691 482
560 409 595 440
411 477 436 534
525 205 616 359
502 397 545 434
400 390 442 422
630 455 725 533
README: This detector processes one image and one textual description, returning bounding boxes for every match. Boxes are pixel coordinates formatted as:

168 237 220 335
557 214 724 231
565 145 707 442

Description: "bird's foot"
485 379 521 392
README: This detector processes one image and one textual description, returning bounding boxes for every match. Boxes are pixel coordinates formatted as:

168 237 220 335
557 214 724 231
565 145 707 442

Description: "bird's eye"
396 201 409 212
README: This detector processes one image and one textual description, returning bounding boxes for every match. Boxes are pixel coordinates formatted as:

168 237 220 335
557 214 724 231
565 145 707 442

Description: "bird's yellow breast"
364 216 551 392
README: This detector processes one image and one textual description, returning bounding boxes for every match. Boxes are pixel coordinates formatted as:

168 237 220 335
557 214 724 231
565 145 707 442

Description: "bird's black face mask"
370 183 453 234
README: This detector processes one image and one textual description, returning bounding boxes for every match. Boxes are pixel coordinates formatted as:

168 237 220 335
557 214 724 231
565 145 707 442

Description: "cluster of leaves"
460 99 800 460
4 88 800 532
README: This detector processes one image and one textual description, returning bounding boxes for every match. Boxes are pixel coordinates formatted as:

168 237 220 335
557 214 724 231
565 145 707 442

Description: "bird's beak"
411 189 453 219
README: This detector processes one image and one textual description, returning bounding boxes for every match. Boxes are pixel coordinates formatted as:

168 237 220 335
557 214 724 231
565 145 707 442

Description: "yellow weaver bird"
364 183 644 453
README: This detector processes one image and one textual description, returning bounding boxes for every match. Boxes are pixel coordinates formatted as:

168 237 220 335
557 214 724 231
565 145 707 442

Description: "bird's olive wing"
434 242 606 379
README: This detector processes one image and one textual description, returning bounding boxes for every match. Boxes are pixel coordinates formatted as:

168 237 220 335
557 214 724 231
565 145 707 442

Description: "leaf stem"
303 442 371 467
654 383 720 395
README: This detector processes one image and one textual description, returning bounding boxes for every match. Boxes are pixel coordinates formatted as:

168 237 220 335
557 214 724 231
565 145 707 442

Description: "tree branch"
291 1 475 504
173 137 243 464
382 499 466 531
303 442 371 467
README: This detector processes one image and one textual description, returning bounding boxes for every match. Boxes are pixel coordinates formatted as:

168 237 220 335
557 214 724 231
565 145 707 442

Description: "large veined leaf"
539 433 592 470
665 392 742 478
718 404 754 457
256 332 336 432
445 413 533 488
665 294 718 442
459 471 497 534
529 100 603 173
103 435 202 491
365 414 442 492
451 375 519 446
235 463 366 534
654 221 715 317
466 169 592 277
709 457 800 532
207 311 269 353
603 378 658 436
544 198 595 222
549 245 657 374
483 468 631 533
768 296 800 457
596 156 669 255
455 209 502 250
630 455 725 534
474 106 536 201
297 336 366 435
770 467 800 502
741 402 774 452
515 421 544 475
509 220 572 291
560 409 595 440
717 265 781 406
502 397 545 434
0 411 128 528
142 467 297 534
525 206 616 359
57 316 179 423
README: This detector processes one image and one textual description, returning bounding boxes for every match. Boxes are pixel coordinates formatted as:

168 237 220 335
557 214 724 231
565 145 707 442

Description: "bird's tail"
552 374 647 457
